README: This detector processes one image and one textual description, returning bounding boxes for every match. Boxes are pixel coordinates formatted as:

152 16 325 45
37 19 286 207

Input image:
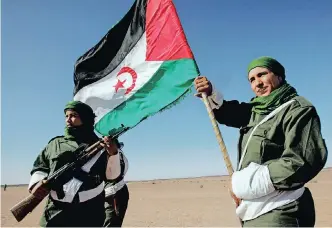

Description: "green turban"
247 56 285 79
64 101 95 126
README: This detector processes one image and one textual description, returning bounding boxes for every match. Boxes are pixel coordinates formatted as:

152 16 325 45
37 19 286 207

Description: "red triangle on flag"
146 0 194 61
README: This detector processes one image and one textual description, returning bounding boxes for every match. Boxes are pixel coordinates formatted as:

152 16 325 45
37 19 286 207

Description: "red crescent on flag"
116 66 137 95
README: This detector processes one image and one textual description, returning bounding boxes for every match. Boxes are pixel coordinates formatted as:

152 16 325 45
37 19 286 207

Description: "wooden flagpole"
200 92 243 226
201 93 234 175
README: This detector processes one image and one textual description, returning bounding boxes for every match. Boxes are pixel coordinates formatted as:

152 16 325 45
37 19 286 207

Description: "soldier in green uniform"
28 101 121 227
194 56 328 227
103 143 130 227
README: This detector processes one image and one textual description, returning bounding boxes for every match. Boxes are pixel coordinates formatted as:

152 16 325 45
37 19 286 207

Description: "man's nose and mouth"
256 84 268 95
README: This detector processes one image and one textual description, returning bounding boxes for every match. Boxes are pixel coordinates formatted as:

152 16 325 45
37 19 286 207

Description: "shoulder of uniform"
47 135 65 144
291 96 314 109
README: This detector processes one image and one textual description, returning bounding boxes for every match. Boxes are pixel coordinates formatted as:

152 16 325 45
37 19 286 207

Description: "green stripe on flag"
95 58 199 136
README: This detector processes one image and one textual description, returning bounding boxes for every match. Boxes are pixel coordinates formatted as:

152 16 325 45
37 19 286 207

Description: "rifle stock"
9 143 100 222
10 126 129 222
10 180 50 222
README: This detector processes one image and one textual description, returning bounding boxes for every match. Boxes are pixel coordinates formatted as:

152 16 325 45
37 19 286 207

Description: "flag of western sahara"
73 0 199 136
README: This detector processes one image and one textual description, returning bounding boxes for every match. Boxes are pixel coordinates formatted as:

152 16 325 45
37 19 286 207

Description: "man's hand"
229 188 242 208
101 136 118 156
30 180 49 199
194 76 212 97
229 176 242 208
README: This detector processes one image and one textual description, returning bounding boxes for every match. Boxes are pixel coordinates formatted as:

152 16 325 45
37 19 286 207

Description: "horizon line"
2 166 331 187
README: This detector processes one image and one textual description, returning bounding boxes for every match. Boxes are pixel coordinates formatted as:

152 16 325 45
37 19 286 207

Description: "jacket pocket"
261 139 284 163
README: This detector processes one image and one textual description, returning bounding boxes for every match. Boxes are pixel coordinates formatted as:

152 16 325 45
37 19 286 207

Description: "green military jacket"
31 136 108 227
214 96 328 190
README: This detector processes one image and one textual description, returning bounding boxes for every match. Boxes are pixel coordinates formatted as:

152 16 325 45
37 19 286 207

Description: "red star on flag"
114 79 127 92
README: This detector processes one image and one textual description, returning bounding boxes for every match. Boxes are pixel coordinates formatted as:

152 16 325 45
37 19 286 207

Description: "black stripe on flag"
73 0 147 95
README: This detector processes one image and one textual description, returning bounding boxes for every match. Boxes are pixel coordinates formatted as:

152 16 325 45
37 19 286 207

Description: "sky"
2 0 332 185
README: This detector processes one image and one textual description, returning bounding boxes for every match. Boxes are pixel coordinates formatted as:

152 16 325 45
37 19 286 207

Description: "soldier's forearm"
28 171 48 192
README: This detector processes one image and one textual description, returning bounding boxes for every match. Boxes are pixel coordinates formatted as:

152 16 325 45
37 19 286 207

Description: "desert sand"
1 168 332 227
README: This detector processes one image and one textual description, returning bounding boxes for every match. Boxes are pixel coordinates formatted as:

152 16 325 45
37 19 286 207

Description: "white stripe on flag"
74 33 163 123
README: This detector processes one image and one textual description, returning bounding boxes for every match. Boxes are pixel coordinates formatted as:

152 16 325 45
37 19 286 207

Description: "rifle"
10 126 129 222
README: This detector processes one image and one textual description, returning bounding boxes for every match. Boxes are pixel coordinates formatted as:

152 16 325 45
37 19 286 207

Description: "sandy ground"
1 168 332 227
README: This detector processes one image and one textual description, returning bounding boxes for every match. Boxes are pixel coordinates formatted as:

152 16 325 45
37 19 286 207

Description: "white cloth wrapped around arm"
28 171 48 192
105 151 121 180
232 162 275 200
206 85 224 109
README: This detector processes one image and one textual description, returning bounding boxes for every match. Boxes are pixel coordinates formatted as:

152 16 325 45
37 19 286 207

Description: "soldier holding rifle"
27 101 122 227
